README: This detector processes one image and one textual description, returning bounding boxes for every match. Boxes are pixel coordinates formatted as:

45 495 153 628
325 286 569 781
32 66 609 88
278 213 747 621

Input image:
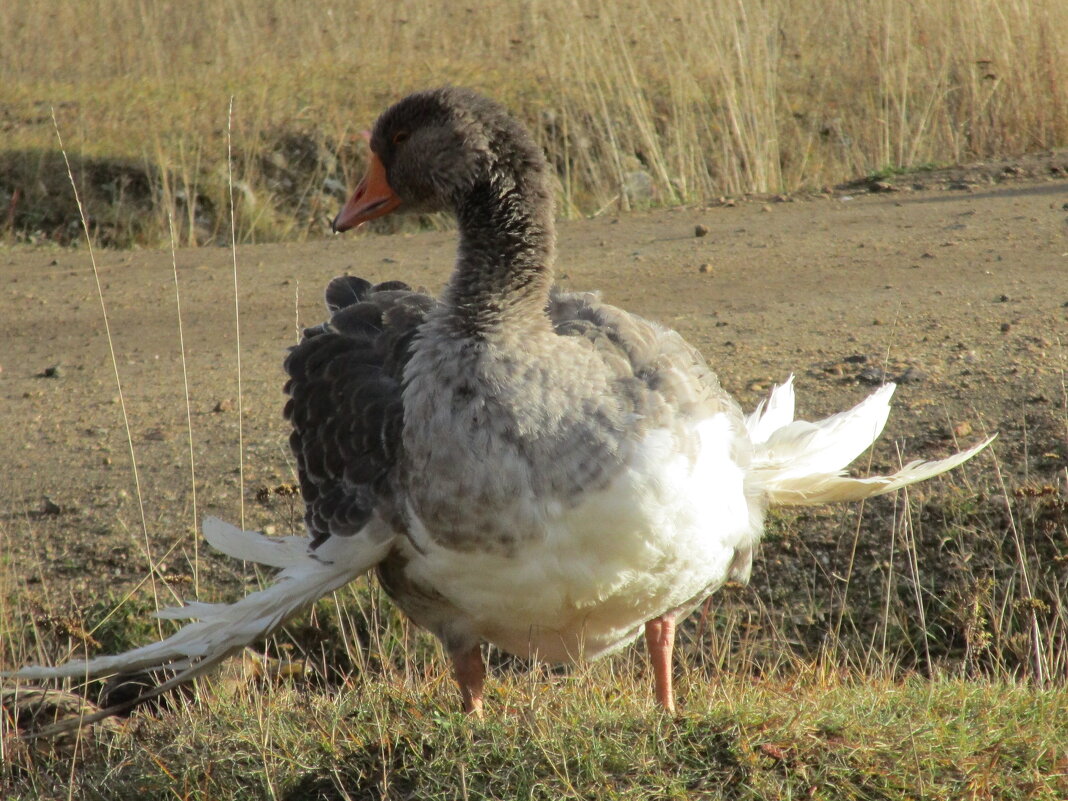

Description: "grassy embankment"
1 0 1067 245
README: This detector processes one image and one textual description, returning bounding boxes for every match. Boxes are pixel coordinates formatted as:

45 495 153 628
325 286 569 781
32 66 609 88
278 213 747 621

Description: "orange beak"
332 149 402 233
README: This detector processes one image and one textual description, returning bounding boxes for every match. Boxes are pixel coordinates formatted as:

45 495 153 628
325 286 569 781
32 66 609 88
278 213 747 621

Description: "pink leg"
450 644 485 717
644 613 677 713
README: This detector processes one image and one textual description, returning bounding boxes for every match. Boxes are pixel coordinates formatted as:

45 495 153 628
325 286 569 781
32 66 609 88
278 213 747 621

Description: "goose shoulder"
547 286 740 424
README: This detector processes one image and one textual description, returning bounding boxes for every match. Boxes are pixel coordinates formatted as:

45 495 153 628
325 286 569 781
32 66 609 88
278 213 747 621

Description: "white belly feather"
403 412 764 663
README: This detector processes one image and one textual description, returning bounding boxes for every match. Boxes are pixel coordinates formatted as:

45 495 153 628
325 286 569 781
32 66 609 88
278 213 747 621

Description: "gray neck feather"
441 156 555 337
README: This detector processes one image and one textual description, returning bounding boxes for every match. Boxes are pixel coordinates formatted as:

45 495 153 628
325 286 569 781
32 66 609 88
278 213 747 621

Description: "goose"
10 87 993 722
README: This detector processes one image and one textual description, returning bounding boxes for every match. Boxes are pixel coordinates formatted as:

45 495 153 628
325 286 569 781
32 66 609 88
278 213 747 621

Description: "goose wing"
284 275 434 546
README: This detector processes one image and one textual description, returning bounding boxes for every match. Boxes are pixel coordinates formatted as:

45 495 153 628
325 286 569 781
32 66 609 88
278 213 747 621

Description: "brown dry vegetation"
2 0 1068 245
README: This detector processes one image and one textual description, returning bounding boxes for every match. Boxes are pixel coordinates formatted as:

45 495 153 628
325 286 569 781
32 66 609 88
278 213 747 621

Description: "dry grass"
2 0 1067 245
4 577 1068 799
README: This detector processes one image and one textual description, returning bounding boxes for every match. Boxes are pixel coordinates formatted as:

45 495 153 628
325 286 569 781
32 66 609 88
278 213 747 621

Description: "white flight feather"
744 374 797 444
8 518 392 682
747 379 993 505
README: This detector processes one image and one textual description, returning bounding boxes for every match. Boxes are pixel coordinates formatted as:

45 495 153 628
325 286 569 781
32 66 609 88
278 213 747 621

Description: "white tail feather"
8 517 392 682
745 374 797 444
748 379 993 506
762 436 995 505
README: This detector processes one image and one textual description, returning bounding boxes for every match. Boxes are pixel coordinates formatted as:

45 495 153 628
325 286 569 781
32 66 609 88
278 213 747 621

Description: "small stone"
694 224 709 238
39 365 62 378
214 398 235 413
1000 322 1011 333
698 263 714 274
858 366 887 384
952 421 973 438
897 366 926 384
997 294 1010 302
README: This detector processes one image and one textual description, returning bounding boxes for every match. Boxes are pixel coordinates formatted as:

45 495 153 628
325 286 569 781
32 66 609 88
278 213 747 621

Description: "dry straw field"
2 0 1067 245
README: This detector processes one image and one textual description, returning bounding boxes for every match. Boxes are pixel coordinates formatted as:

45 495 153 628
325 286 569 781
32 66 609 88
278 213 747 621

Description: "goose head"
332 87 550 233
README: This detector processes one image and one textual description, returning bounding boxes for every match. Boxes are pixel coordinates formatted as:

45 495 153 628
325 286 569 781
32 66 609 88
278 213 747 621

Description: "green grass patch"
5 672 1066 800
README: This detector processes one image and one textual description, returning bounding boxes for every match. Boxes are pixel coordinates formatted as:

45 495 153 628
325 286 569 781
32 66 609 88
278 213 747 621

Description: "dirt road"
1 167 1065 606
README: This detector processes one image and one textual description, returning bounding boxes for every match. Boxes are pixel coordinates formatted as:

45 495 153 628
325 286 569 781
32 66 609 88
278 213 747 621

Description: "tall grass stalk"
166 209 200 595
227 97 247 531
49 110 173 623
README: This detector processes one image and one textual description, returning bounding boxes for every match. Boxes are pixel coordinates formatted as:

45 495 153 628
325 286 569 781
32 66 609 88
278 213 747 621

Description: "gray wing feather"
284 276 434 546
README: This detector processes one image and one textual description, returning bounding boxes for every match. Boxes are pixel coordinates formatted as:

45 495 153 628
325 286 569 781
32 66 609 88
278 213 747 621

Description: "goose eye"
392 131 410 145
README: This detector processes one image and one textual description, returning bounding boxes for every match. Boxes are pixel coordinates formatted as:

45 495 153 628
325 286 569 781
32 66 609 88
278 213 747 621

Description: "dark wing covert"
283 275 434 547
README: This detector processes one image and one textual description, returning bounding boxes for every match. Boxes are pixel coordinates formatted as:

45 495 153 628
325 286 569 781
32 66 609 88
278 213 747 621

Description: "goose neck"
443 175 555 336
